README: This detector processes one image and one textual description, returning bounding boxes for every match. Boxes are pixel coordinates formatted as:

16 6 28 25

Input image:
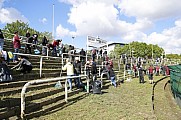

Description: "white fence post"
40 57 43 78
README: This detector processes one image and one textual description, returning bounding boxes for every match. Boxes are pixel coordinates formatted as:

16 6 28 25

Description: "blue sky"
0 0 181 54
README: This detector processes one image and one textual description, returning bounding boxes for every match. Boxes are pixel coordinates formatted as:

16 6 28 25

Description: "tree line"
109 41 180 59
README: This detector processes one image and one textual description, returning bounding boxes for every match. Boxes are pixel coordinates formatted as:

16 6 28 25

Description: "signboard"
87 36 107 48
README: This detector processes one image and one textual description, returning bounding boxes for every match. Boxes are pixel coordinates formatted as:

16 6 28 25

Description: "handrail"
13 53 61 77
20 75 88 119
4 37 50 57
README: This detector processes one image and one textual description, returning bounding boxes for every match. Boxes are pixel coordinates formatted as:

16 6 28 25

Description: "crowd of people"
130 59 170 84
0 29 172 93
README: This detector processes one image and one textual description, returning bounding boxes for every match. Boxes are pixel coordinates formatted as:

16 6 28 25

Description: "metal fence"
168 65 181 108
20 75 88 119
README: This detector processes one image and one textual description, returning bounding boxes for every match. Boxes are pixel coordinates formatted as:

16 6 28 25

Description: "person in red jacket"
155 65 160 76
165 65 170 76
13 31 21 62
52 39 58 56
148 64 154 84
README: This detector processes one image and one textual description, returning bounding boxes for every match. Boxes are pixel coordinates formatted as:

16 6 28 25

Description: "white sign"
87 36 107 48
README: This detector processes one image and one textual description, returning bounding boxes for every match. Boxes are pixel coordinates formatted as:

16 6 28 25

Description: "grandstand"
0 33 181 119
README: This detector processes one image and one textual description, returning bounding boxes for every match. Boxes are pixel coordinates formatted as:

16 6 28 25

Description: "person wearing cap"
13 31 22 62
0 29 4 51
0 53 12 82
11 55 32 74
73 57 82 89
62 58 74 91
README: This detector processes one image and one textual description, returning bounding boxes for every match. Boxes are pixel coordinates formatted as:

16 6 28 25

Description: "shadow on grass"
25 92 89 119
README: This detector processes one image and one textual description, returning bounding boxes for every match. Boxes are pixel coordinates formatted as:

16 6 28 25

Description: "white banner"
87 36 107 48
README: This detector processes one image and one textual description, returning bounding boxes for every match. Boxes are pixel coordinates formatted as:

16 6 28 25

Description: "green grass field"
32 76 181 120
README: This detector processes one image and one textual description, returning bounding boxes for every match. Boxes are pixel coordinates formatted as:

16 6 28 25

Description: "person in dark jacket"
42 36 49 55
138 66 144 83
79 48 86 63
0 29 4 51
11 55 32 74
90 59 97 81
24 30 32 54
73 57 82 89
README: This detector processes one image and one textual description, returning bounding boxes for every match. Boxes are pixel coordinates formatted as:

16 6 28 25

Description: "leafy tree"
166 54 181 59
2 20 52 44
111 41 164 59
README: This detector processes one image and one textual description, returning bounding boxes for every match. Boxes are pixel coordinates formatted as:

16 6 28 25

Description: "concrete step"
0 76 109 119
0 83 87 119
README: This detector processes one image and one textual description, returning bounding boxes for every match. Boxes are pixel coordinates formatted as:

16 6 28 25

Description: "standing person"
101 61 110 79
91 48 96 62
73 57 82 89
0 29 4 51
24 30 32 54
11 55 32 74
32 33 38 49
109 67 117 87
155 65 160 76
42 36 49 55
57 39 63 56
62 58 74 91
13 31 21 62
148 64 154 84
79 48 86 63
90 59 97 81
68 45 74 62
133 64 138 78
138 66 144 83
52 39 58 57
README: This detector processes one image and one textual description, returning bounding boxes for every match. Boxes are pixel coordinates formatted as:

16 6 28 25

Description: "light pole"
52 4 55 39
152 44 154 62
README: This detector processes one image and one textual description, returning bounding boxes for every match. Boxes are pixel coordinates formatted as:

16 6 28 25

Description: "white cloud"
56 24 76 37
60 0 154 37
0 1 28 24
58 0 181 54
121 19 181 54
119 0 181 20
147 20 181 53
39 18 47 24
